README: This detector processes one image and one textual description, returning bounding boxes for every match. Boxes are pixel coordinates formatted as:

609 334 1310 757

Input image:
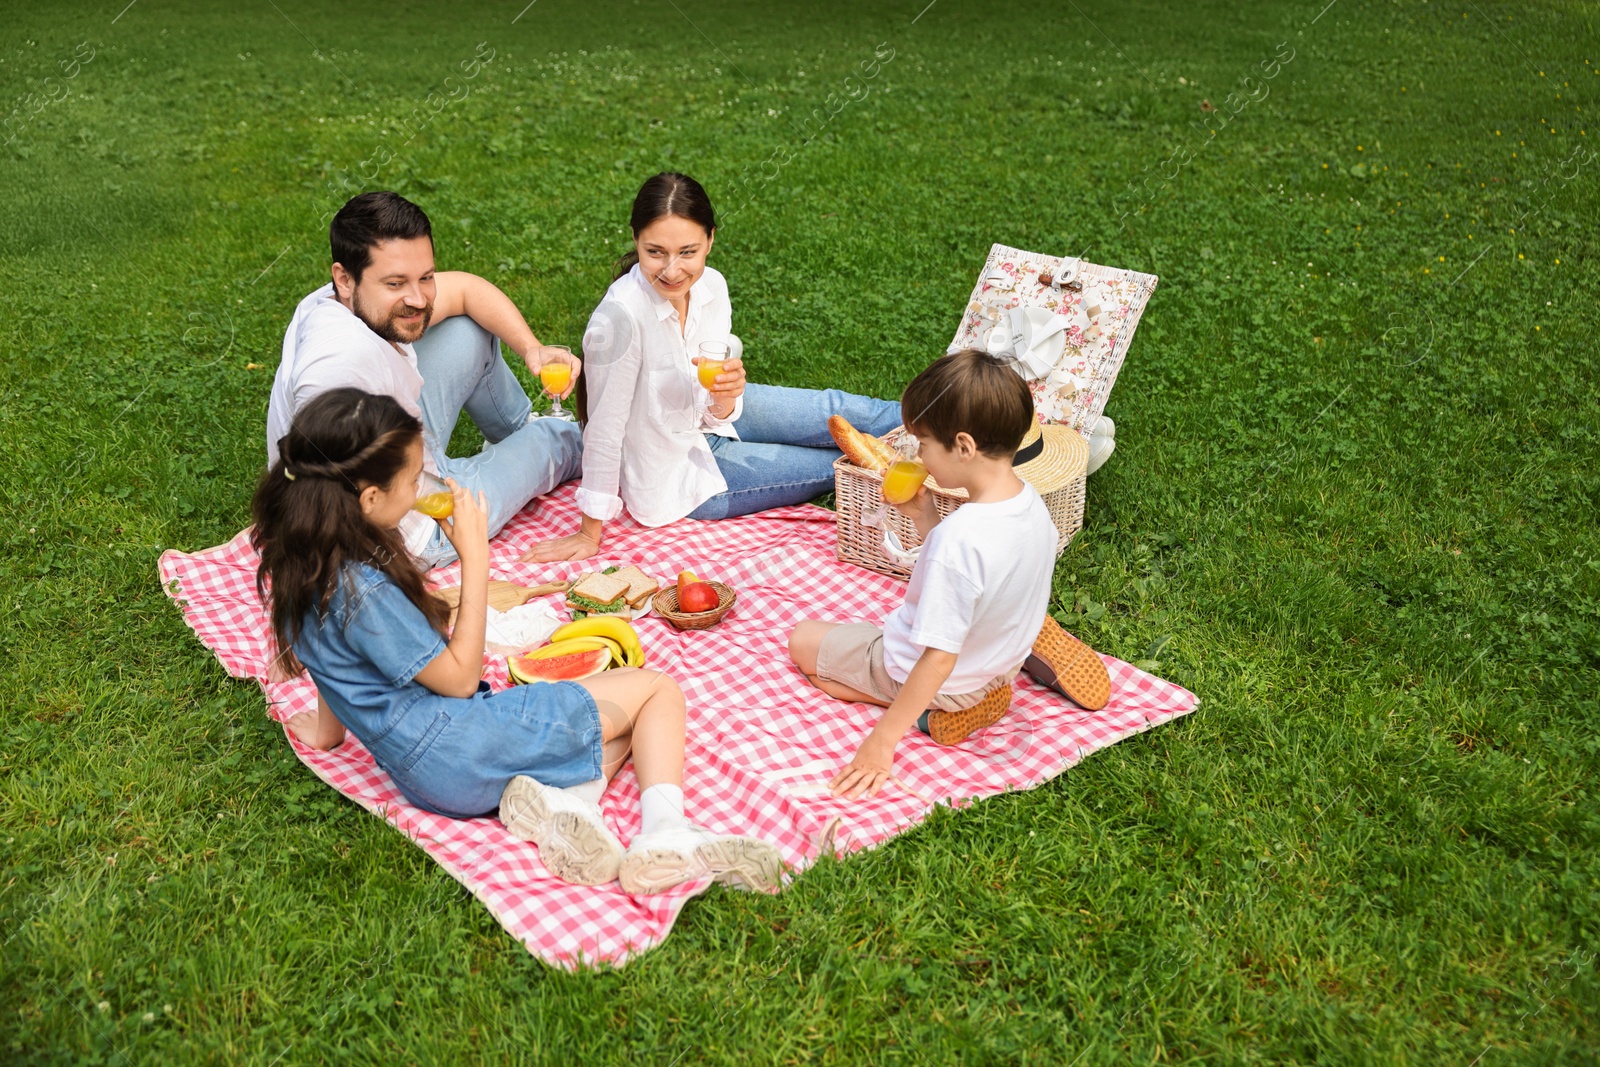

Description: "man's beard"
353 290 433 344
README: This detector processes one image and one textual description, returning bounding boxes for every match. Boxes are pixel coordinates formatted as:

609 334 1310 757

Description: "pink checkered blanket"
158 486 1198 968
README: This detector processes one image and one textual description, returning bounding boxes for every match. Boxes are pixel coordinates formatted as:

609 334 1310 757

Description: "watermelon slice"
508 646 610 684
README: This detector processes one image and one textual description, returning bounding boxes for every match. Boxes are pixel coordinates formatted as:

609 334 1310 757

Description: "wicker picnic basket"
833 428 1086 580
832 244 1156 579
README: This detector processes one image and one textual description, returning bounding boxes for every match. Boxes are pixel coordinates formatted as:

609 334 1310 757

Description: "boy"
789 348 1066 799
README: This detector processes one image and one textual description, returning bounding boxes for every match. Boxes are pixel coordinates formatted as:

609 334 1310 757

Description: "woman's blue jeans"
688 383 902 520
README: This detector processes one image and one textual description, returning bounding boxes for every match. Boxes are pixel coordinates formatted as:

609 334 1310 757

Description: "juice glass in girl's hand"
413 470 454 519
697 341 729 391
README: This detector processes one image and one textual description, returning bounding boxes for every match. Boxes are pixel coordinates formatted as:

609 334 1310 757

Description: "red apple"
678 581 719 613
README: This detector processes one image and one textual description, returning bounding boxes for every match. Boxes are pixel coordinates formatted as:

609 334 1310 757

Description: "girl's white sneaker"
499 775 625 886
619 823 784 896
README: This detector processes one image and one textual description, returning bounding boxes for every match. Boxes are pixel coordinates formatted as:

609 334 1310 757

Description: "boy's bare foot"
619 824 784 895
923 683 1013 746
499 775 624 886
1024 616 1111 710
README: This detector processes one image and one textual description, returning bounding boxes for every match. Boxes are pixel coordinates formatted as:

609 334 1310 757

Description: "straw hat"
1012 421 1087 492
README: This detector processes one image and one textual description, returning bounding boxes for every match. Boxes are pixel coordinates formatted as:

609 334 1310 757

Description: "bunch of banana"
536 616 646 669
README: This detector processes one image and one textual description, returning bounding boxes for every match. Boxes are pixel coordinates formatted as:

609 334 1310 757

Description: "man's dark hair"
329 192 432 284
900 348 1035 458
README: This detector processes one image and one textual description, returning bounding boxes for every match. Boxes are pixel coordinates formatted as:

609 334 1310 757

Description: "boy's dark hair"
900 348 1035 457
252 387 450 676
330 191 433 285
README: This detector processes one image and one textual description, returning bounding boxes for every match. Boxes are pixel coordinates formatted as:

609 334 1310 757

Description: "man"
267 191 581 566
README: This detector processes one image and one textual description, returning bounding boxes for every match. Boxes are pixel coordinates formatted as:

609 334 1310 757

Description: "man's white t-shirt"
266 283 437 555
880 482 1057 694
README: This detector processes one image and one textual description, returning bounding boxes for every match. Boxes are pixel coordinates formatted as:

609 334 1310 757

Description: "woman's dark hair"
252 387 450 675
611 172 716 281
578 173 717 423
330 191 433 285
900 348 1036 457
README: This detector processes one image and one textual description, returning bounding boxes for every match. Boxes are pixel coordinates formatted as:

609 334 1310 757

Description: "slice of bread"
610 565 660 608
566 572 630 614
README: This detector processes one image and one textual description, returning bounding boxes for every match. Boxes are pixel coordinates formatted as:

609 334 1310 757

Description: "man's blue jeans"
412 316 581 565
688 383 902 520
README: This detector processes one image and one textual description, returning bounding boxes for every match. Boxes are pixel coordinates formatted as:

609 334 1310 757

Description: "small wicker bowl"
652 581 737 631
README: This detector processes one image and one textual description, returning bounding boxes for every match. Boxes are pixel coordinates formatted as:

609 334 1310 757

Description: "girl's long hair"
252 387 451 674
579 171 717 424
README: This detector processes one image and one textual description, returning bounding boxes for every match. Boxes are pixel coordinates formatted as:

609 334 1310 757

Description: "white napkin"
484 601 564 656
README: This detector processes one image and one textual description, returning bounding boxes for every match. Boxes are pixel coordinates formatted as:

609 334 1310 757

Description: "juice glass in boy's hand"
413 470 455 519
881 459 929 505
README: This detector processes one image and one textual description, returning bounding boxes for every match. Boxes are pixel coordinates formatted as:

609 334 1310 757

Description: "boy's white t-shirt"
266 283 437 556
880 482 1056 694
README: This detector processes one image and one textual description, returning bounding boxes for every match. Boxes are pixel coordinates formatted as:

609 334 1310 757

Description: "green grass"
3 0 1597 1062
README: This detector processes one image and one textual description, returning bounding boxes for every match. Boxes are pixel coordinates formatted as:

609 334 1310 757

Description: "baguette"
828 415 897 472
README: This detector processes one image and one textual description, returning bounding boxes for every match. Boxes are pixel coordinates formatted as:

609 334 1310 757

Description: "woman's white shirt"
575 265 744 527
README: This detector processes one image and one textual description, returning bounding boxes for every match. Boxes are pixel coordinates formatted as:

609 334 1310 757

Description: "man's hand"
526 346 582 399
829 734 895 799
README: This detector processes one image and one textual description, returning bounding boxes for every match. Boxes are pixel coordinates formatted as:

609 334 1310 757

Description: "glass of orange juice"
413 471 454 519
697 341 729 392
881 458 929 505
539 345 574 421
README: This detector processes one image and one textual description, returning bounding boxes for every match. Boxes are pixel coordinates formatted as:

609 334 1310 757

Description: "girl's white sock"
562 778 607 806
639 783 687 835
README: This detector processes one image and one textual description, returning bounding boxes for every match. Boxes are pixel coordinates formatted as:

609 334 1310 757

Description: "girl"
254 387 782 895
522 171 903 562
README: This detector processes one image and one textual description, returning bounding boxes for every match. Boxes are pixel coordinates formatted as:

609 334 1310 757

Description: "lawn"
2 0 1597 1062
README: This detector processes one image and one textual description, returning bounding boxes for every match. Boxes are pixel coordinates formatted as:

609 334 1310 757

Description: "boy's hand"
890 483 935 519
830 735 895 799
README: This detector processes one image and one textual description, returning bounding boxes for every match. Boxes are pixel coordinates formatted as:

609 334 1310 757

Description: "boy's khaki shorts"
815 623 1016 711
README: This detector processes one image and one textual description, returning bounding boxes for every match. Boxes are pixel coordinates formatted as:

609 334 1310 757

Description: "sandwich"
610 565 661 610
565 572 632 619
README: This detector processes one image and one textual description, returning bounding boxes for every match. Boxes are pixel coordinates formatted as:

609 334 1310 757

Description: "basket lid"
1013 421 1087 493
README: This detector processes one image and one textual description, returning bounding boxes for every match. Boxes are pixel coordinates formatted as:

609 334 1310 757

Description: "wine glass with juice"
539 345 575 421
697 341 729 392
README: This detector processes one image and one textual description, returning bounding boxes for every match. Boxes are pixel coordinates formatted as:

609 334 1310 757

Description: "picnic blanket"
158 486 1199 968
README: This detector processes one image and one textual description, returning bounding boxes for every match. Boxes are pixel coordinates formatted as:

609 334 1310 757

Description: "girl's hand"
438 479 489 560
519 530 600 563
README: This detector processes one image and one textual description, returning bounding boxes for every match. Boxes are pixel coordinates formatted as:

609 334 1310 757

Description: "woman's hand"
438 479 489 562
697 355 746 419
519 515 603 563
519 531 601 563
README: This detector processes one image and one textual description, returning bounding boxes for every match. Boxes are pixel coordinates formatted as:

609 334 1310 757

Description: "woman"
521 172 901 562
